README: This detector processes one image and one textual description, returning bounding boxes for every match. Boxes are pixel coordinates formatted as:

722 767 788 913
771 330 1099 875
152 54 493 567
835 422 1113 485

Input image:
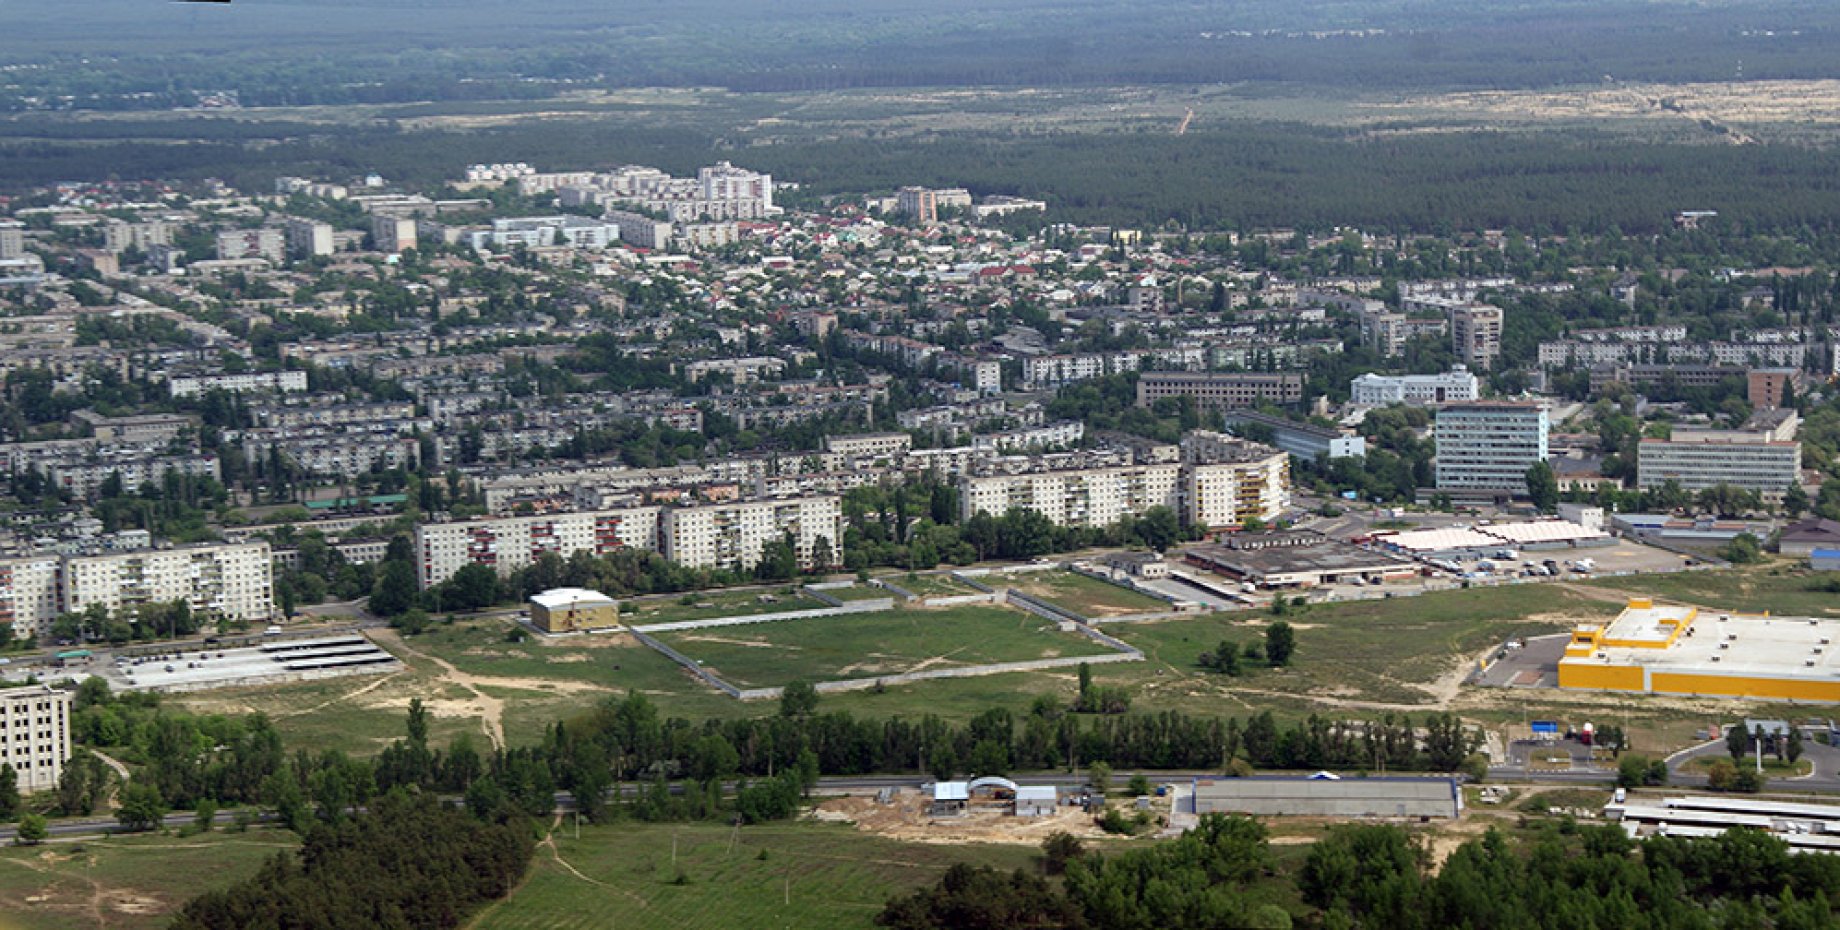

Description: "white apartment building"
103 220 172 252
602 210 674 249
414 506 662 588
371 214 418 253
214 228 285 263
971 421 1085 453
1350 366 1480 407
1021 352 1145 390
1360 306 1448 358
0 686 73 792
468 216 621 252
61 541 273 627
0 220 24 260
1449 303 1504 369
960 463 1183 528
284 218 335 258
683 356 785 385
1434 403 1549 493
1185 455 1290 530
48 454 221 499
167 370 309 398
1637 432 1802 498
823 432 912 459
0 556 62 640
660 496 844 573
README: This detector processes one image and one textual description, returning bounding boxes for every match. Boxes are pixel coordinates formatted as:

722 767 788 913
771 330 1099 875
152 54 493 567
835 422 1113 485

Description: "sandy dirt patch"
811 792 1123 846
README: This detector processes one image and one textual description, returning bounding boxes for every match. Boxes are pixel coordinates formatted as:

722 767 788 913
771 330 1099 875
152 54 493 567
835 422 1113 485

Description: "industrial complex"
1559 597 1840 701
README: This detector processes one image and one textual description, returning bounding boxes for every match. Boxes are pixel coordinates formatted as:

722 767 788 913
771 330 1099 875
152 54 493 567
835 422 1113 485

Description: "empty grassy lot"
1112 584 1622 708
880 572 981 598
649 604 1120 690
621 587 825 628
0 830 291 930
815 584 896 603
998 570 1168 617
1578 563 1840 618
470 820 1037 930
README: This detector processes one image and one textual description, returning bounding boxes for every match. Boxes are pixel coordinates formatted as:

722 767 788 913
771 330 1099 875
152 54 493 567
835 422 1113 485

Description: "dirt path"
369 629 506 750
90 749 132 809
0 852 110 928
277 668 406 719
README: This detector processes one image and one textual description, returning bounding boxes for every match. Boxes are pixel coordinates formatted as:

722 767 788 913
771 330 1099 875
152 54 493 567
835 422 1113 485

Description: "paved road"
1664 738 1840 792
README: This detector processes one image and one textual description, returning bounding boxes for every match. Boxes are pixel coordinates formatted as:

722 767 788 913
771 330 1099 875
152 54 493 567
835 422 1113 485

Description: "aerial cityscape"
5 0 1840 927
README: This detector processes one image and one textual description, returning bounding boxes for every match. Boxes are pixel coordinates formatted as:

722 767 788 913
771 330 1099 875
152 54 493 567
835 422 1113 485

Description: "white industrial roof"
1570 610 1840 681
1483 520 1607 544
1380 527 1501 552
1016 786 1057 801
530 587 617 610
933 781 970 801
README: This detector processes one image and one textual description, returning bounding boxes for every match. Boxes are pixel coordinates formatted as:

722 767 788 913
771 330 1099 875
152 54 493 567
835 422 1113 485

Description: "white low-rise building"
0 686 73 792
1351 366 1479 407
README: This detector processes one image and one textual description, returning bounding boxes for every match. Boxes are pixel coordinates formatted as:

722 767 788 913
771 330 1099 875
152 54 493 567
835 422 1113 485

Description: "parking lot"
1475 633 1571 689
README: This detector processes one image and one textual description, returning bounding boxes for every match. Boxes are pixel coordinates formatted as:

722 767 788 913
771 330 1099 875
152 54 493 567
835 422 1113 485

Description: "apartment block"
1134 372 1306 411
284 218 336 258
47 454 221 499
1359 306 1447 358
60 542 273 628
214 228 286 263
659 496 844 572
601 210 673 250
896 186 939 224
959 463 1183 528
371 214 418 253
822 432 912 459
1350 365 1480 407
1179 435 1291 529
1433 403 1549 493
0 686 73 792
0 556 62 640
0 220 24 260
1449 303 1504 369
414 506 662 588
167 370 309 399
103 220 172 253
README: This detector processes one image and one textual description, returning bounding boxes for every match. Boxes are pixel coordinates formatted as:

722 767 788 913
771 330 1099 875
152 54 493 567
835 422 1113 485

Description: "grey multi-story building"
1434 403 1549 494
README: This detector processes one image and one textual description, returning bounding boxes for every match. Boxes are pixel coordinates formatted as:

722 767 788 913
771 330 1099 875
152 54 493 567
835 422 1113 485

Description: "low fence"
1066 562 1186 609
949 571 996 594
920 592 1003 608
628 627 743 698
869 577 917 600
631 598 894 633
1006 589 1090 625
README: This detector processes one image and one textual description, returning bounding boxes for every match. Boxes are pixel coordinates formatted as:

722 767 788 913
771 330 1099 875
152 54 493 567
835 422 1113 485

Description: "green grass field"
1579 564 1840 618
1113 584 1622 707
649 605 1121 689
470 820 1037 930
883 573 980 598
0 830 292 930
997 570 1168 617
816 585 896 603
622 587 825 628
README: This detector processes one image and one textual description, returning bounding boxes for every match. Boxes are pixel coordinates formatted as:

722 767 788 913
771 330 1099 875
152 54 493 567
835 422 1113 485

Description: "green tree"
0 764 17 821
1726 723 1750 760
1525 460 1559 513
442 563 500 612
1788 728 1805 764
1783 484 1811 518
1265 621 1296 667
1720 532 1764 564
779 680 819 719
369 558 420 617
15 813 46 846
117 783 169 832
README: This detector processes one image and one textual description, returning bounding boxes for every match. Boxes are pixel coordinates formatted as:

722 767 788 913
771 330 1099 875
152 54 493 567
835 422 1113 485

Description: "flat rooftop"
1567 607 1840 682
1185 539 1412 577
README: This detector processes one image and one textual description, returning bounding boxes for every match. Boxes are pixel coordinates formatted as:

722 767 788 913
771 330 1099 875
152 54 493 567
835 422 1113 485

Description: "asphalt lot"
1476 633 1572 689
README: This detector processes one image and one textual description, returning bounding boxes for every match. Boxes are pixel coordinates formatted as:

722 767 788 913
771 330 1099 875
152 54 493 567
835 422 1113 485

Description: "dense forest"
170 791 534 930
7 0 1840 107
881 815 1840 929
11 119 1840 234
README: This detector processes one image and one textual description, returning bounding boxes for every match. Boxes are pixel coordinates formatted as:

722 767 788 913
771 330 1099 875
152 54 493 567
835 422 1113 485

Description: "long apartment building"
0 542 273 640
1433 403 1549 494
959 437 1289 529
0 685 73 792
415 505 662 588
660 496 844 573
1134 372 1305 411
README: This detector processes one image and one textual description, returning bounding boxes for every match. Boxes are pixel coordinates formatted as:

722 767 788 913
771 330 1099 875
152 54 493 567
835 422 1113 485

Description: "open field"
0 830 291 930
1577 562 1840 618
621 587 824 628
883 573 981 598
816 584 895 603
998 570 1168 617
650 604 1119 689
470 819 1038 930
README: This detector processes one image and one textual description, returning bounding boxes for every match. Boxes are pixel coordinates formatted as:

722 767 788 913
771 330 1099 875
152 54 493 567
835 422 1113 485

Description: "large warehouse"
1192 775 1463 819
1559 597 1840 701
1183 532 1417 588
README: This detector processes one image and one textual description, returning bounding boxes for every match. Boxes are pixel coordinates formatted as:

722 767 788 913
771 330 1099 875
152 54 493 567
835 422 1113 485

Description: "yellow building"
528 587 619 634
1559 597 1840 702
